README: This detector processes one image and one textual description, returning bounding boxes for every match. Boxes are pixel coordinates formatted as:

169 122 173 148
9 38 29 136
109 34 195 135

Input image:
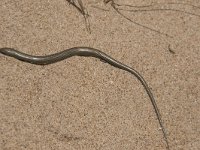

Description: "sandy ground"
0 0 200 150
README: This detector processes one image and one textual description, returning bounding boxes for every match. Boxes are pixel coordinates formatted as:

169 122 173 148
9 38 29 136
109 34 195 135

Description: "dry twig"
66 0 91 33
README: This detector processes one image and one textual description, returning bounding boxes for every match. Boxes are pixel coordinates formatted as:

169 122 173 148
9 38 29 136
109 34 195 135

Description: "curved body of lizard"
0 47 169 149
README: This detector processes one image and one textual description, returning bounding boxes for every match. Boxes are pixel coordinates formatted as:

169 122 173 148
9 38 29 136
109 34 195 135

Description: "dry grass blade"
114 1 200 10
104 0 172 37
116 1 200 18
66 0 91 33
118 8 200 18
104 0 200 37
153 2 200 10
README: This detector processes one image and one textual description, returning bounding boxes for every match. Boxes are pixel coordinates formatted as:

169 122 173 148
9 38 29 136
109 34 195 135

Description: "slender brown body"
0 47 169 149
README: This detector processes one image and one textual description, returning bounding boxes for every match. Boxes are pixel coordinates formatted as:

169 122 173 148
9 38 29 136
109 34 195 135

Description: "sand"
0 0 199 149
